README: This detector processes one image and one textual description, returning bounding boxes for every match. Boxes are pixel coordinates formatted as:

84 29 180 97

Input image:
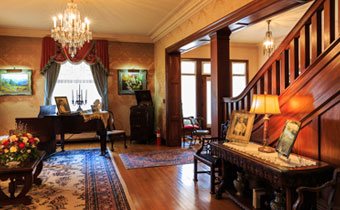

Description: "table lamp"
249 93 281 153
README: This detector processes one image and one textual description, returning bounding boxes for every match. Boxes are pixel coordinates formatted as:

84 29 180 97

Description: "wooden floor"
64 139 241 210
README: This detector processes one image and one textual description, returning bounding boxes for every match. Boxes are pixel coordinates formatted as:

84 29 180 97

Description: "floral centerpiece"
0 123 40 166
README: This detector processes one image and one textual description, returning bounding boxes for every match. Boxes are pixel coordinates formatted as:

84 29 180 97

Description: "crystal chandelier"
263 20 274 56
51 0 92 57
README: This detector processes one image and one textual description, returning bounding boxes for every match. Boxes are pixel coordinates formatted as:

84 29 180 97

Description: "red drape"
40 37 109 73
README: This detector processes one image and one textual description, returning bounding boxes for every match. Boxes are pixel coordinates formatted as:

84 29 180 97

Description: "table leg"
216 160 229 199
100 131 107 156
286 188 292 210
33 159 44 185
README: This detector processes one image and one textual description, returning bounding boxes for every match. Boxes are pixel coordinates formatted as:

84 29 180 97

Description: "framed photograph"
276 120 301 158
55 96 71 114
118 69 147 95
0 69 32 96
226 111 255 144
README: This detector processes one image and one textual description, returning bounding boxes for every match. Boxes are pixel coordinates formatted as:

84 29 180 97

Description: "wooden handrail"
223 0 337 118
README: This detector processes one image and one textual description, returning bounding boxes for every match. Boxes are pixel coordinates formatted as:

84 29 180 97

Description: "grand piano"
16 108 107 156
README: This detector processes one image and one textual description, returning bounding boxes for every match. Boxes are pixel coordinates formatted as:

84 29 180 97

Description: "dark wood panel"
320 103 340 166
292 119 319 159
267 45 339 144
165 52 182 146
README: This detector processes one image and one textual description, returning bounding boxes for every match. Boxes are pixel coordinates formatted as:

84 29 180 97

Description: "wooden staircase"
223 0 339 165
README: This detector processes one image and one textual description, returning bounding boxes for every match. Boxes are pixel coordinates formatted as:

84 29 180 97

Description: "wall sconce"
263 20 274 56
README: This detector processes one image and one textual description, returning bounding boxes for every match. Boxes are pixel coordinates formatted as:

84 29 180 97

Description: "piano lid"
134 90 153 106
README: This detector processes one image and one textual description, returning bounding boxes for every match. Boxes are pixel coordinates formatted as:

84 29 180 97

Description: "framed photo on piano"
118 69 147 95
55 96 71 114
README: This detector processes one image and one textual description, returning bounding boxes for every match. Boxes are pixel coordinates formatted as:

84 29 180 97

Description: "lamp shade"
249 94 281 114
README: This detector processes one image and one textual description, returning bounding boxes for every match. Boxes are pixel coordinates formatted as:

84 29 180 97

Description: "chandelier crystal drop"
51 0 92 57
263 20 274 56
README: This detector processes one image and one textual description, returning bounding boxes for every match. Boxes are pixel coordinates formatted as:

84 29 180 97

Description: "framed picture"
0 69 32 96
276 120 301 158
55 96 71 114
226 111 255 144
118 69 147 95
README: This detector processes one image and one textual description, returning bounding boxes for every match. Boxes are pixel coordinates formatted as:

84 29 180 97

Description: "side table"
0 151 45 206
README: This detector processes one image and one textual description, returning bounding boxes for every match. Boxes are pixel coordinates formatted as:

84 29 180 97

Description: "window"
231 61 248 97
181 61 196 117
52 61 101 111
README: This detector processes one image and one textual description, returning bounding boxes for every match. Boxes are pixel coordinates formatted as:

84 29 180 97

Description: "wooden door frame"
165 0 309 146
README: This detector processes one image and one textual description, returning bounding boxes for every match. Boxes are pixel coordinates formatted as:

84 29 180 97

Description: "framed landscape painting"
118 69 147 95
0 69 32 96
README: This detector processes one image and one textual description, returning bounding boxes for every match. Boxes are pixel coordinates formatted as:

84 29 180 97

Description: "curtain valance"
40 37 109 74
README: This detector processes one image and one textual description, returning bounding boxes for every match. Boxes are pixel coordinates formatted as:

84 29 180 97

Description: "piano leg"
60 133 65 151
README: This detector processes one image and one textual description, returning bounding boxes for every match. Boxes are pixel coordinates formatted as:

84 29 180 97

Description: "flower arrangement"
0 123 40 165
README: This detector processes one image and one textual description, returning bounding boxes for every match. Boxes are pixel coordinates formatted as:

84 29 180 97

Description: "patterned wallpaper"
0 36 154 136
108 42 154 135
0 36 43 134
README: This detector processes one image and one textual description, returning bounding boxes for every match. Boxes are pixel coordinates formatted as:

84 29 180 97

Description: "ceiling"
230 2 313 43
0 0 312 44
0 0 211 42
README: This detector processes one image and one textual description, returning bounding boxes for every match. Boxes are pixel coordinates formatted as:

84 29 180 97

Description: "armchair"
293 168 340 210
193 122 228 194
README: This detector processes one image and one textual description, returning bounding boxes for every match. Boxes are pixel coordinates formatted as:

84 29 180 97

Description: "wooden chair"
107 111 127 151
182 116 209 147
182 116 197 146
293 168 340 210
193 122 229 194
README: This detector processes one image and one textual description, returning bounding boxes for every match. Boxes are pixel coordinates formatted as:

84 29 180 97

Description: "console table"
0 151 45 206
210 142 333 210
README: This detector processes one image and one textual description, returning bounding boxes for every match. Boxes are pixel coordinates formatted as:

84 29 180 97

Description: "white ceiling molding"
149 0 212 42
0 27 153 43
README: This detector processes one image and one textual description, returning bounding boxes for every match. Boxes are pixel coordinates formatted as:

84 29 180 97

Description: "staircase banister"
223 0 325 103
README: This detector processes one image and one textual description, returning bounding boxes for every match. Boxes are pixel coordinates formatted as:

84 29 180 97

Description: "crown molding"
149 0 212 42
0 27 153 43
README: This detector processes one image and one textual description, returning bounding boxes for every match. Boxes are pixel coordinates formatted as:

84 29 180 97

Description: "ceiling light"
263 20 274 56
51 0 92 57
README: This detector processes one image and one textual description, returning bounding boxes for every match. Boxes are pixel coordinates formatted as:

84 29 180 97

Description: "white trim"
149 0 212 42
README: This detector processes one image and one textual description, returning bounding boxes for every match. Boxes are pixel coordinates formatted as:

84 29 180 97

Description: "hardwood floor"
64 139 241 210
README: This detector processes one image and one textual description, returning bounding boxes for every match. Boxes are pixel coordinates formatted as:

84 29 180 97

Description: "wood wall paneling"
320 103 340 166
165 52 182 146
293 118 319 160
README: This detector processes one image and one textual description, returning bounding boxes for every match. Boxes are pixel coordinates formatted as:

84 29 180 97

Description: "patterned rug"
1 149 131 210
119 148 195 169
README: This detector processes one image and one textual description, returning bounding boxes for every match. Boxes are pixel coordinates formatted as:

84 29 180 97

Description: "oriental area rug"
119 148 195 169
1 149 131 210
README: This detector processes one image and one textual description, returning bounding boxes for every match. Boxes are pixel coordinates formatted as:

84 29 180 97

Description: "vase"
6 161 21 168
233 171 245 196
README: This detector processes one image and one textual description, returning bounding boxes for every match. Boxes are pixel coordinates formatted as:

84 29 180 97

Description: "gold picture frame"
226 111 255 144
55 96 71 114
276 120 301 158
